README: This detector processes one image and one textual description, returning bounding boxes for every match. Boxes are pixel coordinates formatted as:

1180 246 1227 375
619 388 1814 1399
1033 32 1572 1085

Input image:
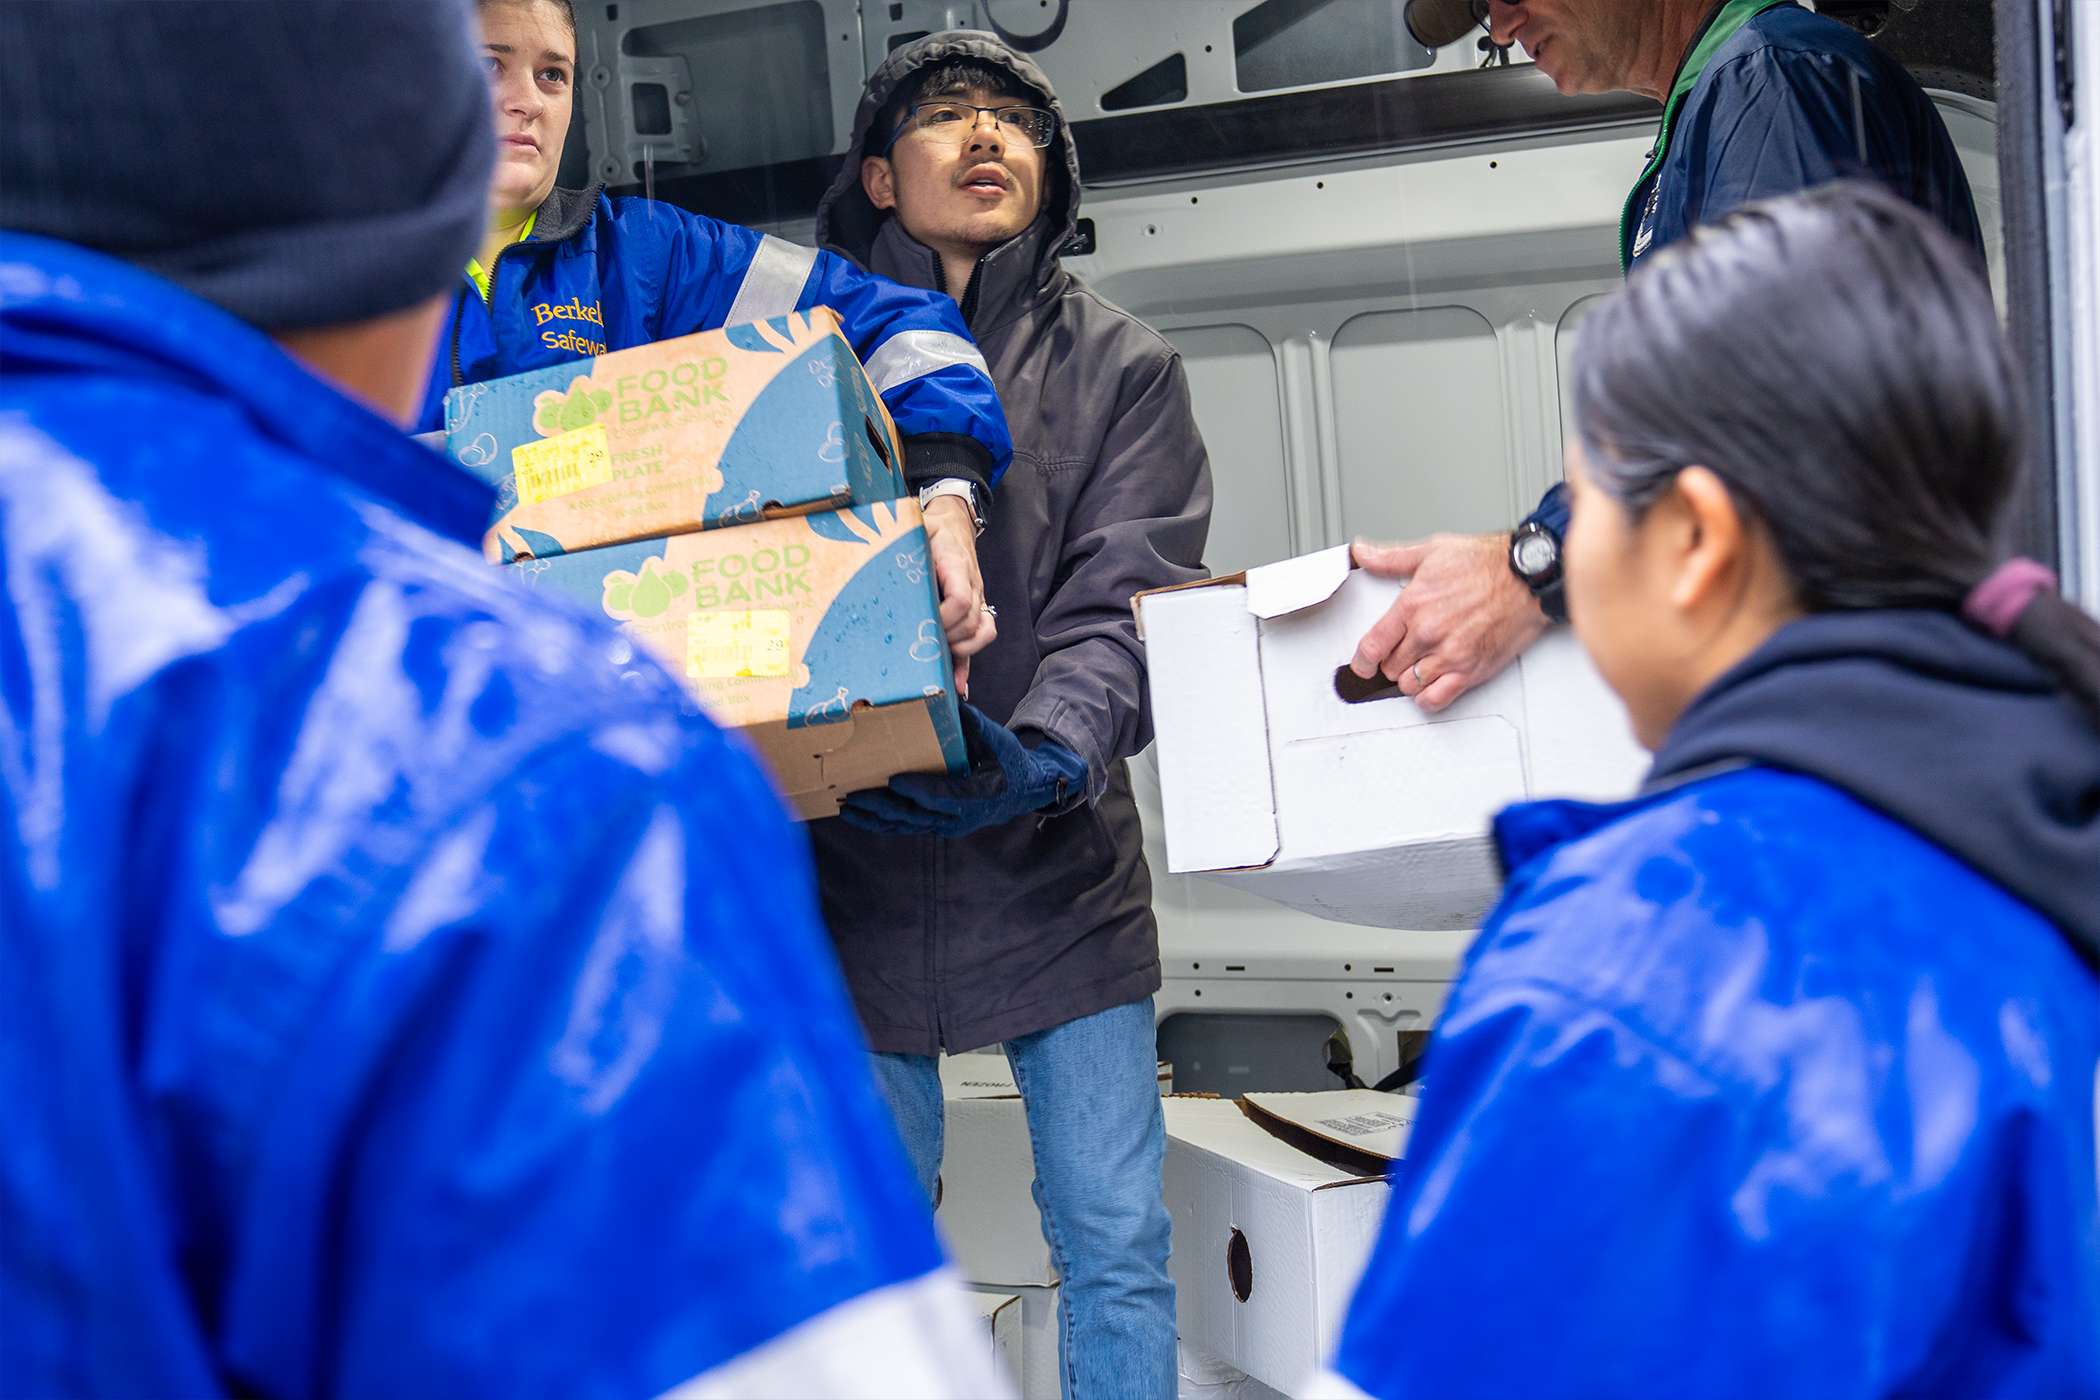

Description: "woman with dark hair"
1313 183 2100 1399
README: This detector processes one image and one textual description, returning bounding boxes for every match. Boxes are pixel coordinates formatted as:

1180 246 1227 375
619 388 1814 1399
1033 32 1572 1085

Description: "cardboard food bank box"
1164 1095 1394 1396
511 498 965 819
446 307 905 563
1137 544 1649 931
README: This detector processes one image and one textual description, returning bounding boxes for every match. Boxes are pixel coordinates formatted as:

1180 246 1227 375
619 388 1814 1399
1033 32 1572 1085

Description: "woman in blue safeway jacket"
1311 182 2100 1400
426 0 1006 663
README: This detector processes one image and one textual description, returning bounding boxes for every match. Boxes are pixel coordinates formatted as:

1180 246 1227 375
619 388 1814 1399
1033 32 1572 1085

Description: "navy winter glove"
838 703 1091 838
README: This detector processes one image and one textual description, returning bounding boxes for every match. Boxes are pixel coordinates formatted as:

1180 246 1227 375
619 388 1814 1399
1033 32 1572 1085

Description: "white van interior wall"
1067 93 2001 1074
564 1 2003 1069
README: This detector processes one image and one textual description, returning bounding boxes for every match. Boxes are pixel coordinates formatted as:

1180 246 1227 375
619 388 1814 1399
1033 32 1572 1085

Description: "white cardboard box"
1010 1284 1062 1400
1163 1096 1392 1397
968 1288 1024 1389
937 1053 1175 1289
1241 1089 1416 1169
939 1054 1058 1288
1137 546 1648 929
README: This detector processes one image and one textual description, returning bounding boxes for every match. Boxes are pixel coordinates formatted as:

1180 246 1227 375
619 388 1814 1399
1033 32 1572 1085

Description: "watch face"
1514 531 1558 577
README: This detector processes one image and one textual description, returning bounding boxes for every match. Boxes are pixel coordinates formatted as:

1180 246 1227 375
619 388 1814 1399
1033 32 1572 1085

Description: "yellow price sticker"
511 424 612 505
686 610 792 678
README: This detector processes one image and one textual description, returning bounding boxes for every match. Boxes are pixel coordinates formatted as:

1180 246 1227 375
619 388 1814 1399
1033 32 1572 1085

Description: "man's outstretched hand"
1348 532 1551 713
923 495 996 697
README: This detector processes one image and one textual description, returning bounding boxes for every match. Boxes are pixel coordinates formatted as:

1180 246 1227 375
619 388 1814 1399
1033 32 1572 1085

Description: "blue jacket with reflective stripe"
414 185 1012 489
1331 765 2100 1398
1 231 948 1398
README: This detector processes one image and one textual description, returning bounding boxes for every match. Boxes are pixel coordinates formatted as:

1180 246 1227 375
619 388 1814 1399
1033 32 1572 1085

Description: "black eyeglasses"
881 102 1059 155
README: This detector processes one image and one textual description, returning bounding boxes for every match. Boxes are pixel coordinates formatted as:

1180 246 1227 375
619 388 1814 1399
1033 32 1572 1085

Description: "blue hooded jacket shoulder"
0 232 959 1397
417 186 1013 490
1330 612 2100 1398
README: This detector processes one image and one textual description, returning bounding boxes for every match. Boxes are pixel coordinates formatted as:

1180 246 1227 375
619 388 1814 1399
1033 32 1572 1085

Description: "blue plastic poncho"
0 232 997 1399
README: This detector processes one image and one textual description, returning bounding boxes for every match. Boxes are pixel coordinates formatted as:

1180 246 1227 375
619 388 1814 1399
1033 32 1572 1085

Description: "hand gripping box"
1137 544 1649 930
510 498 965 818
446 307 906 563
1163 1095 1393 1397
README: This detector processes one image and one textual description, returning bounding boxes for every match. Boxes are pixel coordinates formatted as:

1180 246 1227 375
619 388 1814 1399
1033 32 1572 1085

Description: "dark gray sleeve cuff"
901 432 995 498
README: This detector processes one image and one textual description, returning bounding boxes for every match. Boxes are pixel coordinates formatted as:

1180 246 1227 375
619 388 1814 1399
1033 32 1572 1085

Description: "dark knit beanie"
0 0 494 330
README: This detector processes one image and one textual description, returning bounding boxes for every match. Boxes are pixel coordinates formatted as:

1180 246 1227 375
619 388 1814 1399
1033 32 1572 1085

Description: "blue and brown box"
509 497 967 819
446 306 906 564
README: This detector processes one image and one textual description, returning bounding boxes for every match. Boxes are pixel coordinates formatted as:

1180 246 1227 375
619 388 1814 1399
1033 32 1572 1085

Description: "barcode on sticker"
512 424 611 504
686 610 791 678
1316 1112 1415 1137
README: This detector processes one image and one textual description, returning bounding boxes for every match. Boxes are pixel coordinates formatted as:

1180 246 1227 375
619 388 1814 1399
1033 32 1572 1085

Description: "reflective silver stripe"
660 1268 1012 1400
722 234 818 327
863 330 990 394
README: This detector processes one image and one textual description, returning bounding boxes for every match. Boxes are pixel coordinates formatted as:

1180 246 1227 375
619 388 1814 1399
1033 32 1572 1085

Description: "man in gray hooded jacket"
810 31 1212 1400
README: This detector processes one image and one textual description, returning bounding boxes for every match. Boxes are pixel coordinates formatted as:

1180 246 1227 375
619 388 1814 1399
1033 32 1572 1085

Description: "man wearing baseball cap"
1355 0 1982 717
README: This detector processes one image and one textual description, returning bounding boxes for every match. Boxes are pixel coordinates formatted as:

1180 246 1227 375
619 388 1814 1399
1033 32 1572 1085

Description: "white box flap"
1162 1097 1363 1190
1140 585 1279 873
1243 1091 1417 1162
1243 544 1353 619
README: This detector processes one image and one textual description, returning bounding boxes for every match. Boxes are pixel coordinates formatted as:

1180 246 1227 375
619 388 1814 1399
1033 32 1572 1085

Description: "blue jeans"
870 998 1176 1400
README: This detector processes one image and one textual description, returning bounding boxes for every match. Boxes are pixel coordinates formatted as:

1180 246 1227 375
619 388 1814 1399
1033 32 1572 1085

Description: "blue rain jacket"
1331 762 2100 1397
0 232 947 1397
1622 0 1982 272
414 186 1012 491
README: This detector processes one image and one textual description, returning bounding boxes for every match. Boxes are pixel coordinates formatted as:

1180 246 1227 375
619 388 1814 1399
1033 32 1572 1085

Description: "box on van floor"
1136 544 1649 930
1163 1094 1394 1397
935 1052 1176 1290
447 307 905 563
509 498 964 819
939 1053 1057 1290
967 1290 1023 1390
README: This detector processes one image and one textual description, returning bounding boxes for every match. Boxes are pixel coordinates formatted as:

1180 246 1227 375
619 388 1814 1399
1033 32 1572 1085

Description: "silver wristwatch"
918 478 987 535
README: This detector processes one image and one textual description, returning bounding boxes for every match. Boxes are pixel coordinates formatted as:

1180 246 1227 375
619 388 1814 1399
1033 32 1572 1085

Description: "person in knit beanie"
0 6 997 1396
1 0 492 331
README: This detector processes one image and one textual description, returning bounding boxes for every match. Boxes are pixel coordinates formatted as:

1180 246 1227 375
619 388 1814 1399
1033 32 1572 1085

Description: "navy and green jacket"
414 184 1012 495
1622 0 1981 273
1529 0 1984 540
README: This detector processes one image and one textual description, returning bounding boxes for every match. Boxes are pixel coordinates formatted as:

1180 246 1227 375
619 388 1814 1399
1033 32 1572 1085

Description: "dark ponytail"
1569 180 2100 726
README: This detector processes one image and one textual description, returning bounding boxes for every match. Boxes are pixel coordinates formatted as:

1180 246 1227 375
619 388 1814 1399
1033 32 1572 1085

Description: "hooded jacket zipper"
449 228 541 388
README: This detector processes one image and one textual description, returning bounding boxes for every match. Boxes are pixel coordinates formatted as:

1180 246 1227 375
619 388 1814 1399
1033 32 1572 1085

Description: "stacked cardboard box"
1164 1092 1409 1396
444 308 967 818
968 1290 1024 1389
934 1053 1170 1400
937 1053 1060 1400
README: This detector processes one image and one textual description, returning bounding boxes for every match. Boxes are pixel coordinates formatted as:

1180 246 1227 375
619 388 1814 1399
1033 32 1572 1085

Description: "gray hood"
814 30 1083 304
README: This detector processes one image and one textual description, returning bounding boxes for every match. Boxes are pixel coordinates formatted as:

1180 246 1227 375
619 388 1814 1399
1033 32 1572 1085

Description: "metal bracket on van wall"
619 55 704 178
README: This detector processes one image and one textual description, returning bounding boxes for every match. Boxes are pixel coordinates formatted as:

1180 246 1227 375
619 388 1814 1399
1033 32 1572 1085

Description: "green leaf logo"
533 376 613 437
602 556 687 620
